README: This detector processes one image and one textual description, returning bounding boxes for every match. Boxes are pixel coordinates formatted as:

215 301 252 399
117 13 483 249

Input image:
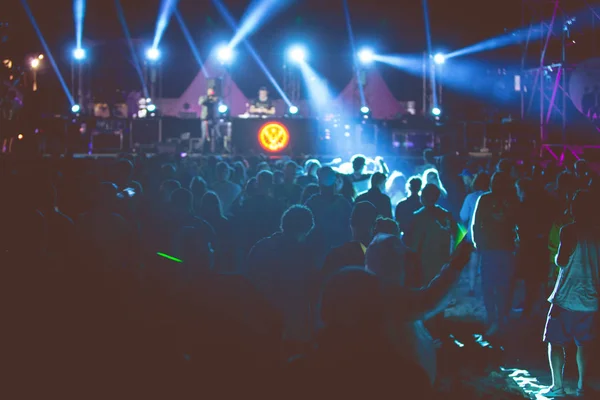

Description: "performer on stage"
248 86 275 116
198 87 219 152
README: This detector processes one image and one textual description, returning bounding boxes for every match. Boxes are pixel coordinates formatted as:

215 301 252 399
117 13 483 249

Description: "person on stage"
198 87 219 152
248 86 275 116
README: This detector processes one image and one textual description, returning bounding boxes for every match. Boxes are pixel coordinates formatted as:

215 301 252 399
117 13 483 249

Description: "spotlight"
218 104 228 114
433 53 445 65
216 46 233 64
146 47 160 61
73 48 86 60
431 107 441 116
358 48 374 64
147 104 156 112
71 104 81 113
289 46 306 63
30 58 40 69
17 134 24 140
38 54 44 60
360 106 370 114
289 105 299 115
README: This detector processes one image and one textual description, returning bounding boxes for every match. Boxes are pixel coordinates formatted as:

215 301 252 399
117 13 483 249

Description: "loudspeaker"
207 77 223 97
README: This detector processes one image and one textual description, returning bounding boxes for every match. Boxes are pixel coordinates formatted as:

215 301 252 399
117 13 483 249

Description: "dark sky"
4 0 525 104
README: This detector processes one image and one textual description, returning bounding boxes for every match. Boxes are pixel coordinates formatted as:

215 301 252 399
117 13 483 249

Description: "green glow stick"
157 252 183 263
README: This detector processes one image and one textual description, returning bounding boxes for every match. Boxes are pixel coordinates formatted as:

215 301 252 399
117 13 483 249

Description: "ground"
434 269 600 399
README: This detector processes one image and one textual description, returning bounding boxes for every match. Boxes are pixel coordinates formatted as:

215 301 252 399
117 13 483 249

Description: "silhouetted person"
542 190 600 398
211 162 242 216
472 171 518 336
395 177 422 234
199 191 234 272
355 172 392 218
275 161 302 206
374 217 401 237
246 205 317 357
321 201 378 282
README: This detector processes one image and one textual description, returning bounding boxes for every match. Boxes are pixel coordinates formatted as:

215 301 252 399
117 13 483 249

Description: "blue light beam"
115 0 149 98
20 0 75 106
228 0 293 49
342 0 367 108
421 0 438 107
298 61 335 117
152 0 179 50
446 28 545 59
212 0 292 107
174 9 208 78
74 0 86 50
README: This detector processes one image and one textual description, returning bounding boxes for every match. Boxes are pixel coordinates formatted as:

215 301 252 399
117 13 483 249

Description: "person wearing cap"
305 166 353 253
459 168 474 193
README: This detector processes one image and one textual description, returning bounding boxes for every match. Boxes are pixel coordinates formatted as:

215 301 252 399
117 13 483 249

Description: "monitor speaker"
207 77 223 97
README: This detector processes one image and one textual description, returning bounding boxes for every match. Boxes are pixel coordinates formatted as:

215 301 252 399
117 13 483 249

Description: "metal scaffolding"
521 0 600 145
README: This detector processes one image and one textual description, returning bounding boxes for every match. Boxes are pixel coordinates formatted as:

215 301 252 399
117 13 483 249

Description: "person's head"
420 183 441 207
496 158 512 173
515 177 533 202
374 217 400 237
207 87 215 96
215 162 231 181
160 179 182 203
407 177 422 196
304 159 321 177
490 171 513 196
301 183 319 203
459 169 474 189
258 86 268 100
352 155 367 174
199 191 223 219
189 176 207 199
320 267 385 331
370 172 386 192
280 205 314 242
256 170 274 195
472 172 491 192
244 177 258 198
570 190 593 223
284 161 298 183
366 233 408 284
161 163 177 181
423 148 435 165
317 166 337 191
110 159 134 188
350 201 378 243
232 161 247 184
170 188 194 214
574 159 590 180
387 173 407 197
425 169 440 186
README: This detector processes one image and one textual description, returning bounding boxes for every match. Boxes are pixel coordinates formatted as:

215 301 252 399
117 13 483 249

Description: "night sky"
3 0 527 107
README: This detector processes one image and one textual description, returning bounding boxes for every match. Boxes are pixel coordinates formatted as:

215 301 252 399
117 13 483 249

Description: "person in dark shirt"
249 86 275 116
395 177 422 234
355 172 392 218
321 201 378 282
198 87 220 151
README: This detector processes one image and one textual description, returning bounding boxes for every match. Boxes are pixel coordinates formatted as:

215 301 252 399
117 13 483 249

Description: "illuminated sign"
258 122 290 152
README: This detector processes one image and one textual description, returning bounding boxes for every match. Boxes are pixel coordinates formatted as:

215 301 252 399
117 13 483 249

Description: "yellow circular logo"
258 122 290 152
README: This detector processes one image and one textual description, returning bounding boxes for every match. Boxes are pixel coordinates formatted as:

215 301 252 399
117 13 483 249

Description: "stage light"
18 134 24 140
147 104 156 112
73 48 86 60
289 46 306 63
146 47 160 61
289 105 299 115
71 104 81 113
30 58 40 69
358 48 374 64
433 53 445 65
217 46 233 64
360 106 370 114
218 104 229 114
432 107 441 116
38 54 44 60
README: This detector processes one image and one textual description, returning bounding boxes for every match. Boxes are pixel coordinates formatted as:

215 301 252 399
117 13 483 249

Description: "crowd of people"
1 149 598 398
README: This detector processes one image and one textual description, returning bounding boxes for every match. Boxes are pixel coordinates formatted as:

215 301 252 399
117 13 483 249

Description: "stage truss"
520 0 600 145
